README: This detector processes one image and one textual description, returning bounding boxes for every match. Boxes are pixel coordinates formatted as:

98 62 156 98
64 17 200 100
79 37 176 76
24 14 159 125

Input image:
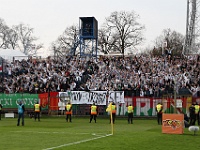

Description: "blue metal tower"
79 17 98 59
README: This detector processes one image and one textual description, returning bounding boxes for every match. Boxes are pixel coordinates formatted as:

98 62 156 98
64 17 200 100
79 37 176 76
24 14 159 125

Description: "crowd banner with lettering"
58 91 124 106
120 97 188 116
107 91 124 104
0 93 39 108
162 114 184 134
71 91 108 105
0 92 192 117
131 97 162 116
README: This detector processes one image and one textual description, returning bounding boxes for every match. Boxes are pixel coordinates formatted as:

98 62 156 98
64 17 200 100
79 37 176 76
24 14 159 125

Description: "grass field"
0 115 199 150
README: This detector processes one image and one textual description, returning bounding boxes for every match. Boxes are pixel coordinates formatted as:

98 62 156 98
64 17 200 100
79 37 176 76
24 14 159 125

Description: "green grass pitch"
0 116 199 150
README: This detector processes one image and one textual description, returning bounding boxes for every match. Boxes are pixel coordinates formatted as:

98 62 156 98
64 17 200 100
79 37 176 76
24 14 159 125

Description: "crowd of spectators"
0 52 200 98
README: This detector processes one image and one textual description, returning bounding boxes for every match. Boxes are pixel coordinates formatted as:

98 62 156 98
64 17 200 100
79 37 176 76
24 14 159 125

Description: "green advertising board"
0 93 39 108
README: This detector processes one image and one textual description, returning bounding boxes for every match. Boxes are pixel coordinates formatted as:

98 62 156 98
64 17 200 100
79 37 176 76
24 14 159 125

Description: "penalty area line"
42 134 112 150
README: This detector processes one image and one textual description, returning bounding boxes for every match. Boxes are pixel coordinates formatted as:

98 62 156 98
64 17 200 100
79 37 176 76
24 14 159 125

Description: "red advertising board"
162 114 184 134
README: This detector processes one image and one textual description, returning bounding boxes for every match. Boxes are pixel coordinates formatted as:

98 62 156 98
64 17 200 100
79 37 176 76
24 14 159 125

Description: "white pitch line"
10 131 104 136
42 134 112 150
11 131 110 138
11 131 91 135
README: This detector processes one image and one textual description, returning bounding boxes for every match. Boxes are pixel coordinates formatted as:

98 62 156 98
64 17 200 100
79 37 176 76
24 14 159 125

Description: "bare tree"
0 25 18 49
104 10 145 55
13 23 43 55
54 25 79 56
98 27 118 54
5 28 18 49
154 28 185 56
0 18 11 48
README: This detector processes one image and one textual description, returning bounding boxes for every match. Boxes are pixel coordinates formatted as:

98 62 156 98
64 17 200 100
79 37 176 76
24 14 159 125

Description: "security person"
184 113 190 128
17 101 25 126
65 102 72 122
155 102 163 125
189 103 195 125
0 103 2 120
127 104 134 124
90 103 97 123
194 102 200 125
34 101 41 121
110 102 117 124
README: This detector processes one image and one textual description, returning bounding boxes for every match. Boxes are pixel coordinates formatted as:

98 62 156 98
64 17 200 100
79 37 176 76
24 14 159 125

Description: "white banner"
176 99 182 108
71 91 107 105
58 91 124 107
58 92 71 110
108 91 124 104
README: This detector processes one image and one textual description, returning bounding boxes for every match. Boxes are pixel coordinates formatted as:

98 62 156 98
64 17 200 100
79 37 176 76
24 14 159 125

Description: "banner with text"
0 93 39 108
58 91 124 106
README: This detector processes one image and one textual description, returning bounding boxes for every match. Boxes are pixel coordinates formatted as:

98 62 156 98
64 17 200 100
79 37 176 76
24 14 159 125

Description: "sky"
0 0 188 57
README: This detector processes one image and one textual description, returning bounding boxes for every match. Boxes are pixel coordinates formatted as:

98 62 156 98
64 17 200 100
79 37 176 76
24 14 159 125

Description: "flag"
106 102 114 135
106 102 112 112
0 65 2 73
163 41 167 47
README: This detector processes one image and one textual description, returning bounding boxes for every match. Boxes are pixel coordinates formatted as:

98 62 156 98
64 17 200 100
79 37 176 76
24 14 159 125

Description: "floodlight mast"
183 0 200 55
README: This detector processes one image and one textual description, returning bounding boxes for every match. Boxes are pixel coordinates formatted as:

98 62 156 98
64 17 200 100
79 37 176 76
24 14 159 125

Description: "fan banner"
58 91 124 106
0 93 39 108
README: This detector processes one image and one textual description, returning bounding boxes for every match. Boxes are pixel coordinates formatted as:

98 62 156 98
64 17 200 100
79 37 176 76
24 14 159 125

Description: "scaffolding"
184 0 200 55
